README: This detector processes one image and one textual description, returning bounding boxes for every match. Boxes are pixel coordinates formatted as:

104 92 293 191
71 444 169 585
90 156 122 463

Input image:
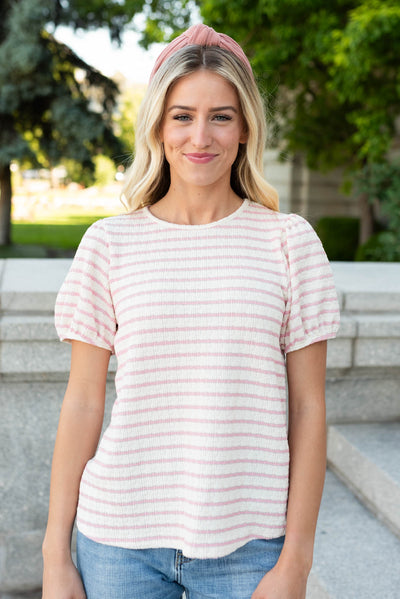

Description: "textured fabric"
149 24 254 81
55 198 340 559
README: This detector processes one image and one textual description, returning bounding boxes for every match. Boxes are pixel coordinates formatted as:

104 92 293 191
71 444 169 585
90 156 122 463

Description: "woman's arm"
252 340 328 599
42 340 111 598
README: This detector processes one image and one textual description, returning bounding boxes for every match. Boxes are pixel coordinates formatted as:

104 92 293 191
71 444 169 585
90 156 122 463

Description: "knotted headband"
149 24 253 81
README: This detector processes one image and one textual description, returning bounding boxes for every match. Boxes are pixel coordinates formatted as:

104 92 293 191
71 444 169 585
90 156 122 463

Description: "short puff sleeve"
280 214 340 354
55 220 117 353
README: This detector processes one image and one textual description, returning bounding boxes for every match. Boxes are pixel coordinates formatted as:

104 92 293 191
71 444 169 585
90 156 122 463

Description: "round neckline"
143 198 249 229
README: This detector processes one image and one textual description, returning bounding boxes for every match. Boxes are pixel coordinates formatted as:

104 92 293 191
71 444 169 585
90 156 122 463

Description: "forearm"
279 340 328 572
42 390 104 562
281 399 327 570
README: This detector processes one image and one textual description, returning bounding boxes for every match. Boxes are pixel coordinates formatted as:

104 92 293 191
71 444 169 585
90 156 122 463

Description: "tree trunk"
0 163 12 246
359 191 374 245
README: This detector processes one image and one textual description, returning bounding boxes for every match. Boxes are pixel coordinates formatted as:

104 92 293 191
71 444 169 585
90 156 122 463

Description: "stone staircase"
307 263 400 599
0 260 399 598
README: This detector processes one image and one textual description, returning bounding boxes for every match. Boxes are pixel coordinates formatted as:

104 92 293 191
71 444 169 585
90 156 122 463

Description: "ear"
239 126 248 144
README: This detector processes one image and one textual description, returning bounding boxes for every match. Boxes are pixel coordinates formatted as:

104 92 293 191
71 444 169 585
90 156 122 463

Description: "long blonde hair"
122 45 279 211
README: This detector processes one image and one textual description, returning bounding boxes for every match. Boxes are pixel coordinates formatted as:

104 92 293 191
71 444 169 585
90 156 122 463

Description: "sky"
54 25 167 84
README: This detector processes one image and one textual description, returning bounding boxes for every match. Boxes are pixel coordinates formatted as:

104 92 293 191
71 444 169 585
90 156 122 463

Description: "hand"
42 558 86 599
251 561 308 599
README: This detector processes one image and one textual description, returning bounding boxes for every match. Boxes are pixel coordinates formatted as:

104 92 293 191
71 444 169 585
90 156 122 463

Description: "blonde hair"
121 45 279 212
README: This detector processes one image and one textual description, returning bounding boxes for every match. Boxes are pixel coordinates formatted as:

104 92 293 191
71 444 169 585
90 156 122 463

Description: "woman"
42 24 340 599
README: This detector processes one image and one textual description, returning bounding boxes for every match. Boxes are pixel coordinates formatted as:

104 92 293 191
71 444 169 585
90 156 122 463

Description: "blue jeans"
77 530 285 599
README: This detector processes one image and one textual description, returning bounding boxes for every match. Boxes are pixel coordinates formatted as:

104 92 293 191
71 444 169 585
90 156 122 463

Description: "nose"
191 119 211 148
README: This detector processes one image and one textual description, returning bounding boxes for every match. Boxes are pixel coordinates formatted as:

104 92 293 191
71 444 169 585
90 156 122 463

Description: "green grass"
0 215 111 258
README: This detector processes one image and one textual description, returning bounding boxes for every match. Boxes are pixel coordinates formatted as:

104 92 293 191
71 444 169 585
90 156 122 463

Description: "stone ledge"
1 260 400 313
0 315 56 341
328 423 400 538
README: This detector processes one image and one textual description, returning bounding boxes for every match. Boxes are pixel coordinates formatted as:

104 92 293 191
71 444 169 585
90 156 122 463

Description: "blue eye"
213 114 232 121
173 114 191 121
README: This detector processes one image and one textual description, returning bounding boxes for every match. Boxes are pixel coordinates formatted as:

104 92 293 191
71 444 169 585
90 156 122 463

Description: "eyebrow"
167 105 238 113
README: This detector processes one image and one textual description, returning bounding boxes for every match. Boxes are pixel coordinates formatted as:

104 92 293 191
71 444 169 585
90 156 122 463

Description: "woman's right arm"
42 340 111 599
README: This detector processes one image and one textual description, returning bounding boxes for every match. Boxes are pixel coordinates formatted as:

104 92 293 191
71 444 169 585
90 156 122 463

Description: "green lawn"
0 215 111 258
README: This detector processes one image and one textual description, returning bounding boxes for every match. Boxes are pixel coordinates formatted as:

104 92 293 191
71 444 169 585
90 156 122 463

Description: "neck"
152 181 243 226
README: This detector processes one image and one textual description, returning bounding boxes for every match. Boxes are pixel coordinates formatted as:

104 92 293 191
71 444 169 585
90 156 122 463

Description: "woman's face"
160 69 248 192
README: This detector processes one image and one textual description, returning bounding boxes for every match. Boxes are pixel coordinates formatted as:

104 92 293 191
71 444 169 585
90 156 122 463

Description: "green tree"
114 83 146 157
140 0 400 246
0 0 146 246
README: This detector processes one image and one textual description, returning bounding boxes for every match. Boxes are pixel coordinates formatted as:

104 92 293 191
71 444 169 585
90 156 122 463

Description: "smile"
184 153 217 164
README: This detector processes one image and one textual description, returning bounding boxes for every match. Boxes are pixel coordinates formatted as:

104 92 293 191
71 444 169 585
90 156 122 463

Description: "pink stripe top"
54 198 340 558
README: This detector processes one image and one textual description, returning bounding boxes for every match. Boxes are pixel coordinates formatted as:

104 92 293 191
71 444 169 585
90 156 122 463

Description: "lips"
184 153 217 164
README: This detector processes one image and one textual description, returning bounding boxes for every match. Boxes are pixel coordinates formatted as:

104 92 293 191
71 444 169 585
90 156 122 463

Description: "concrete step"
308 469 400 599
327 423 400 537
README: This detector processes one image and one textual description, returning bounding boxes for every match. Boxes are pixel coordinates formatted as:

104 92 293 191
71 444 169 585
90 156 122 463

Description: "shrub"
356 231 400 262
315 216 360 261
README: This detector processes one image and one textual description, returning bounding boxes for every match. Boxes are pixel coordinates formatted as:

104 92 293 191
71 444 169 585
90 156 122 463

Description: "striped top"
55 198 340 559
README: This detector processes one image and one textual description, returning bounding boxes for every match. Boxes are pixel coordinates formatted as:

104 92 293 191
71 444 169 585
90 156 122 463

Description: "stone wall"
264 150 359 224
0 259 399 595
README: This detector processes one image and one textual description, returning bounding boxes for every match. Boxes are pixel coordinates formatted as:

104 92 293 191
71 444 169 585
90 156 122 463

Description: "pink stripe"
116 325 280 342
115 378 286 392
300 297 339 310
107 417 286 432
117 311 282 331
299 308 340 320
78 505 285 520
59 317 112 345
103 430 287 444
115 404 286 418
66 268 109 295
83 231 108 247
92 455 289 470
109 263 283 285
59 328 113 350
85 467 288 482
107 232 282 248
116 343 284 367
78 516 284 535
289 237 320 253
76 241 108 262
108 220 284 236
82 479 289 495
56 307 115 336
73 255 108 279
291 272 334 294
291 260 331 277
111 244 282 263
113 276 285 299
117 350 286 367
114 390 286 406
285 329 339 352
296 284 337 299
116 295 285 320
79 490 288 508
117 299 284 319
58 280 111 308
110 254 284 273
289 249 323 264
117 364 284 379
115 283 284 302
97 443 288 458
286 312 341 334
283 319 340 339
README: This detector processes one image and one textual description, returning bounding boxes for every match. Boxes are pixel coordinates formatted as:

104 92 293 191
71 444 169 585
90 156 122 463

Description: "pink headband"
149 24 253 81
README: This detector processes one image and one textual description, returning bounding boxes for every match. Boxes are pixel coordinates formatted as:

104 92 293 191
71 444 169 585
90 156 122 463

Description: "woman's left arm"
252 340 328 599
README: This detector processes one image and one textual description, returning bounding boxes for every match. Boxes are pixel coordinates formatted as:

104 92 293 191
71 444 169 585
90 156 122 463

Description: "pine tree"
0 0 134 245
